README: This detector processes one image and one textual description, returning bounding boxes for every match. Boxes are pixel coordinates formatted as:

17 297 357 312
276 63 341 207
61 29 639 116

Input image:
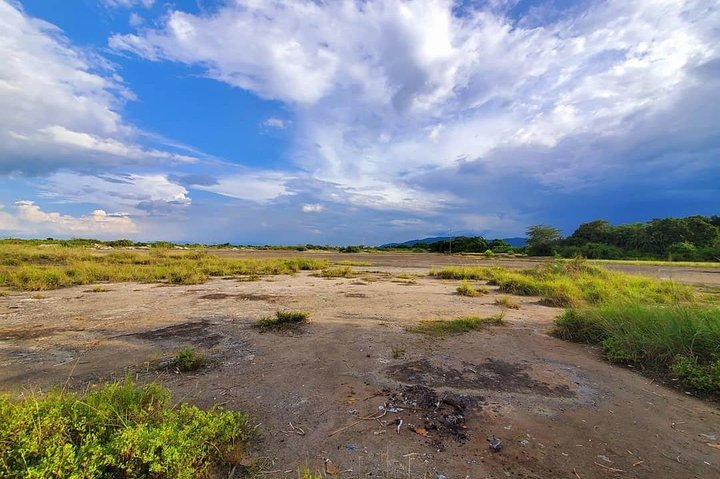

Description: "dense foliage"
528 215 720 261
0 380 252 478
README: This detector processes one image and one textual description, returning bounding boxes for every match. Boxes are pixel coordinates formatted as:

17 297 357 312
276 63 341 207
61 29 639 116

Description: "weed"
456 281 487 297
391 346 406 359
431 260 694 307
0 291 7 297
312 266 355 278
173 348 206 372
0 379 252 478
88 286 110 293
554 303 720 395
30 294 47 299
256 310 310 332
408 314 505 336
495 295 520 309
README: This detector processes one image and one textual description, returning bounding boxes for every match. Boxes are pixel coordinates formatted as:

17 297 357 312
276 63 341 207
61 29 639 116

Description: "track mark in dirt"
0 325 84 341
198 293 278 301
388 358 574 397
125 320 225 348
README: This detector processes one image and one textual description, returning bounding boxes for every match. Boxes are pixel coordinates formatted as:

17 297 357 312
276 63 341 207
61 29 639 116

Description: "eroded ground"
1 259 719 479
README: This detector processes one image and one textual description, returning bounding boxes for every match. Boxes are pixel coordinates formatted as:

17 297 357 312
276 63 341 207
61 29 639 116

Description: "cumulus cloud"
0 1 195 175
0 201 137 236
110 0 720 215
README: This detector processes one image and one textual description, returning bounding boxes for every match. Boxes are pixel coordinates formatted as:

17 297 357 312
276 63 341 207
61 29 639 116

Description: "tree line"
527 216 720 261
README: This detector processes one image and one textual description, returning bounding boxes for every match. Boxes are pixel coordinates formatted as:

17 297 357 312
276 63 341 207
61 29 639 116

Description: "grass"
554 303 720 395
311 266 356 278
495 295 520 309
431 260 695 307
456 280 487 297
408 314 505 336
88 286 110 293
0 379 252 478
173 348 206 372
0 245 328 291
255 310 310 332
391 346 406 359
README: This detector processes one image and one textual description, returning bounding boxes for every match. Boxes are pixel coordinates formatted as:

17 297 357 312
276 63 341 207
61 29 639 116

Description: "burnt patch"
0 325 84 341
126 320 224 348
388 358 574 398
199 293 278 301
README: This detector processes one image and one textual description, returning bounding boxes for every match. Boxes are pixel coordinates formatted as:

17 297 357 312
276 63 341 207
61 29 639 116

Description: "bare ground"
1 257 719 479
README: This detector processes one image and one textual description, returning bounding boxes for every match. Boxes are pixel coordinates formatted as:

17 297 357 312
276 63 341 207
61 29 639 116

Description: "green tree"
526 225 562 256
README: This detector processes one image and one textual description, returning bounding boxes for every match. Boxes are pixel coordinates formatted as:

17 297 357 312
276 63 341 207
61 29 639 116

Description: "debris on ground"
324 458 338 475
488 436 503 452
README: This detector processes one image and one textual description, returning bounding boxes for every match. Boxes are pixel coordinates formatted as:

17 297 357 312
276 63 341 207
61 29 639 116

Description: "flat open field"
1 252 719 478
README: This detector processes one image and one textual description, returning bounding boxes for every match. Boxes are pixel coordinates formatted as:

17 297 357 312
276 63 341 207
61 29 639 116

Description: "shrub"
0 380 252 478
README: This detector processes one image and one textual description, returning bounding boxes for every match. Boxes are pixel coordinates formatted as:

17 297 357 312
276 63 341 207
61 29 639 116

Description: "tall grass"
554 304 720 394
0 246 328 290
431 260 694 307
0 379 252 478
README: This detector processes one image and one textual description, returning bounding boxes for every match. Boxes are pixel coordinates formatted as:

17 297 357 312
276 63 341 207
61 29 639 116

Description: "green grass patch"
408 314 505 336
0 379 252 478
173 348 206 372
0 245 328 291
456 280 488 297
255 310 310 332
432 260 694 307
554 303 720 395
311 266 356 278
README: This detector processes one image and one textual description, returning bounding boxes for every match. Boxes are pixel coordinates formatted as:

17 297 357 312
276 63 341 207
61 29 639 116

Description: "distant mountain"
382 236 526 248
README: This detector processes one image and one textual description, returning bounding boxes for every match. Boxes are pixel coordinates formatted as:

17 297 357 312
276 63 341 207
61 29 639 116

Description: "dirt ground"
1 254 719 479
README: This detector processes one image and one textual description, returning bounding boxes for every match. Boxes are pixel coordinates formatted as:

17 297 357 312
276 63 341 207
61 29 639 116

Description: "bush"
0 380 252 478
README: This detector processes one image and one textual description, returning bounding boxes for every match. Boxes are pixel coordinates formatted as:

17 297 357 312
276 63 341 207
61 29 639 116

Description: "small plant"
391 345 406 359
30 294 47 299
495 295 520 309
88 286 110 293
456 281 487 297
256 310 310 331
174 348 206 372
408 314 505 336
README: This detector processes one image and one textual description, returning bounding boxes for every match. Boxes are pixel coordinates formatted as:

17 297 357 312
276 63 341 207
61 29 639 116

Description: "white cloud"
111 0 720 213
39 172 191 215
0 1 195 174
194 172 292 203
301 203 324 213
103 0 154 8
262 117 290 129
0 201 137 236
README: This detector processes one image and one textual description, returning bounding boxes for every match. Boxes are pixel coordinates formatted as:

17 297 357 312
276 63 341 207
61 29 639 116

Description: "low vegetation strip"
0 380 253 478
554 304 720 394
0 246 328 290
408 315 505 336
431 260 694 307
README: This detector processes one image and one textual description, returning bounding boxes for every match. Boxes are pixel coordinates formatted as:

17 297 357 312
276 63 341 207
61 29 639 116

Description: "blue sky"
0 0 718 244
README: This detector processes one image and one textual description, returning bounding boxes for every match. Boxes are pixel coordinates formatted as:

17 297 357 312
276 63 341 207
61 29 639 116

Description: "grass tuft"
255 310 310 332
495 295 520 309
0 379 252 478
554 303 720 395
173 348 206 372
408 314 505 336
311 266 355 279
456 281 488 297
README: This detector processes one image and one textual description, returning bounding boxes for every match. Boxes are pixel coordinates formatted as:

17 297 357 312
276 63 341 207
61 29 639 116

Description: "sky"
0 0 718 245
